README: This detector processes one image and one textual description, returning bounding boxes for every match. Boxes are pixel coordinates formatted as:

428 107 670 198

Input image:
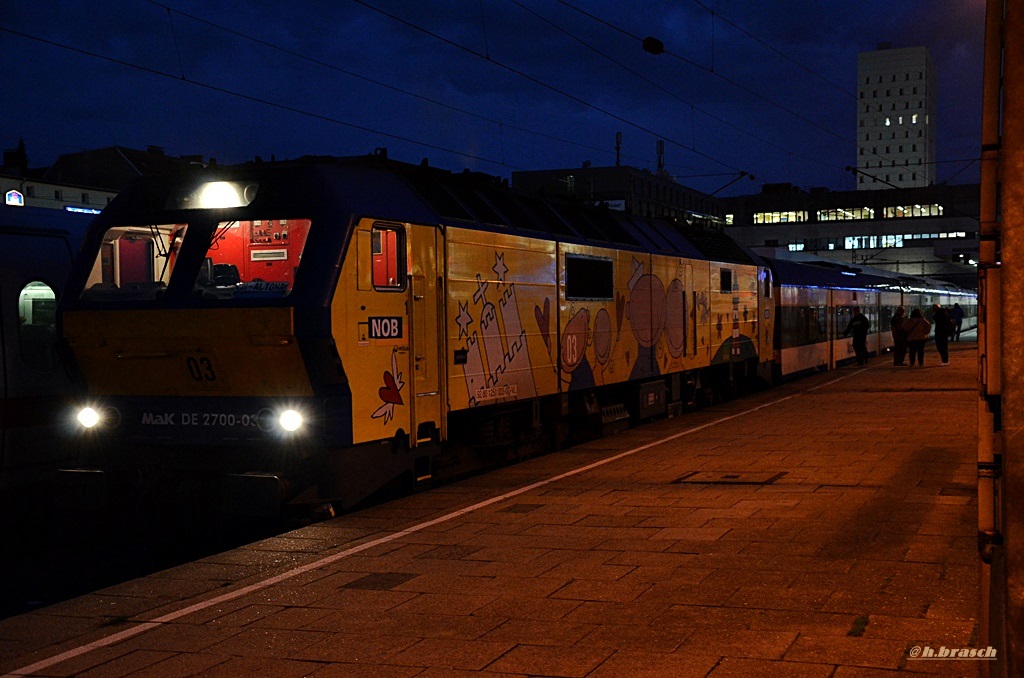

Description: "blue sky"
1 0 986 196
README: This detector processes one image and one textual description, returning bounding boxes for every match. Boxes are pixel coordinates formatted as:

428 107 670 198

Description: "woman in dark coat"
903 308 932 367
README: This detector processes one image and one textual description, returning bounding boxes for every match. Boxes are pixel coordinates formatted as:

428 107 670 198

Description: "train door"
407 224 443 444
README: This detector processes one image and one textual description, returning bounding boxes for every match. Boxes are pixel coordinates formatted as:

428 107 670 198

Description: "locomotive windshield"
80 218 311 302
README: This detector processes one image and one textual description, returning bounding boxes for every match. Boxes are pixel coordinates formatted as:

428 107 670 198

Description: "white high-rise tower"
856 45 936 190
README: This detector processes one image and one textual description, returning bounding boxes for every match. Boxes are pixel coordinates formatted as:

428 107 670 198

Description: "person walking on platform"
951 303 965 341
903 308 931 367
844 307 870 365
932 304 953 365
890 306 908 366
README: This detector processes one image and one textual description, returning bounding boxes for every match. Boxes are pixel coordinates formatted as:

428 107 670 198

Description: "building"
42 145 205 192
2 141 209 218
512 163 725 228
856 45 937 189
1 141 116 216
721 182 978 288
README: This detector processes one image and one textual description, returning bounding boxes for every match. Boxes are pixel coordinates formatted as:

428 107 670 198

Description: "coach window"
565 254 613 300
720 269 732 293
17 281 58 371
763 269 773 299
372 224 406 290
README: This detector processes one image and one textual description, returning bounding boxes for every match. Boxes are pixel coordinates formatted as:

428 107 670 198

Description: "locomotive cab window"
565 255 613 300
193 219 311 299
80 223 189 301
371 224 406 290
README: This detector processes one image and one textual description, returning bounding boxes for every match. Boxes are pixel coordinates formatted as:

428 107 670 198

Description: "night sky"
1 0 986 196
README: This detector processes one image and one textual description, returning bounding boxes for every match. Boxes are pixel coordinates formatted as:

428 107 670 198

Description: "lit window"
18 281 58 372
372 224 406 290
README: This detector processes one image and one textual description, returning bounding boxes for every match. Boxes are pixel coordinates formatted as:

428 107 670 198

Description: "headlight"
75 405 121 430
77 407 100 429
170 180 259 210
279 409 303 432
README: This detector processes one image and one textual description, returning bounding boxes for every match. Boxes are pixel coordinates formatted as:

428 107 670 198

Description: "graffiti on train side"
456 252 539 407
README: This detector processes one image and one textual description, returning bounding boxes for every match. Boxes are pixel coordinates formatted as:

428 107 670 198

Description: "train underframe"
64 357 768 520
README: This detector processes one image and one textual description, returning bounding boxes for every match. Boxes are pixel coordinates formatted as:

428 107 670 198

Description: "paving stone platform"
0 341 982 677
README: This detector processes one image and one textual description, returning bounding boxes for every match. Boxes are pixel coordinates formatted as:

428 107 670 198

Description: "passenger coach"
764 256 977 379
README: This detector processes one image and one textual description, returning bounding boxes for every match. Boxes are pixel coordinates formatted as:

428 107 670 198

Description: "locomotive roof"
331 154 752 263
115 154 760 267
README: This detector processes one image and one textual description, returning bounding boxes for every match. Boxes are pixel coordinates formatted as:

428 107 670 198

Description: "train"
767 256 975 378
0 205 92 494
52 154 976 516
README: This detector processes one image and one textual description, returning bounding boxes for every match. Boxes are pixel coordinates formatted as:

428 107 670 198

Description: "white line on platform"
3 369 862 677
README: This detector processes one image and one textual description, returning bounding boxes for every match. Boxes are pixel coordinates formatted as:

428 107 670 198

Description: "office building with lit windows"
856 45 936 189
721 182 978 288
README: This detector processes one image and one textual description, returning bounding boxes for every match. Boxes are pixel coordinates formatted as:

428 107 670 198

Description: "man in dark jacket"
932 304 954 364
951 303 965 341
844 308 870 365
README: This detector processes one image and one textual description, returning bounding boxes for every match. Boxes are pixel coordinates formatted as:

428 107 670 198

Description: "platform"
0 342 982 677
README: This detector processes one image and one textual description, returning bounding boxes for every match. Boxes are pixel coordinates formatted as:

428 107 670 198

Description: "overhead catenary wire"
556 0 974 183
685 0 978 182
503 0 835 174
349 0 750 176
141 0 658 170
0 26 522 171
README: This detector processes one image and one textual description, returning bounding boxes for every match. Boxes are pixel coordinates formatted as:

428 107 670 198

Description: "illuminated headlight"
75 405 121 430
77 407 100 429
279 409 303 432
173 181 259 209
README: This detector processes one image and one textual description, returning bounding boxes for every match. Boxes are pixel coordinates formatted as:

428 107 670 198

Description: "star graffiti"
456 300 473 339
492 252 508 284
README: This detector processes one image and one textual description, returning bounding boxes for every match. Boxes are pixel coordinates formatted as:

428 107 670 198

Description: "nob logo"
369 316 403 339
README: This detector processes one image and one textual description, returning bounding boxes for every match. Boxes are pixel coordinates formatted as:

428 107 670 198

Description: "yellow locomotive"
60 154 774 515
